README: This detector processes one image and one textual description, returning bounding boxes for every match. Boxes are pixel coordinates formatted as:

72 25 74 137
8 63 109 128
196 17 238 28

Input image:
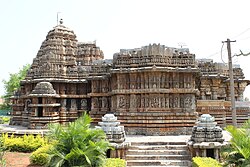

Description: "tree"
1 64 30 109
47 113 112 167
221 120 250 167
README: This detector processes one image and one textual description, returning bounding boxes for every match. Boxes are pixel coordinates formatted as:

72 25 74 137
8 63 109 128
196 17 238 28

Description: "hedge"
104 158 126 167
30 144 52 166
192 157 222 167
2 133 46 152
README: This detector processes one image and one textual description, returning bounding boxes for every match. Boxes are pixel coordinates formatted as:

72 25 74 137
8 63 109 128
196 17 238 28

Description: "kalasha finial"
59 18 63 25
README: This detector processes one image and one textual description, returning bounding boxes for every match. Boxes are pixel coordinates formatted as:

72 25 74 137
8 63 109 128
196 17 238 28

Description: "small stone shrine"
96 114 129 158
188 114 228 160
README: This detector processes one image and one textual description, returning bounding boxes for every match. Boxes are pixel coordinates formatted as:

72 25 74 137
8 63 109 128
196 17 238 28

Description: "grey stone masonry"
191 114 224 143
96 113 126 143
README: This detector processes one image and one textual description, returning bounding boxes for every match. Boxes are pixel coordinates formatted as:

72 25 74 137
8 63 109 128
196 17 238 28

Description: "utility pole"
223 39 237 127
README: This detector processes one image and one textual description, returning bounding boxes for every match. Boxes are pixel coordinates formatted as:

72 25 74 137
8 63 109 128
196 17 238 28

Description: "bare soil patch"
4 152 42 167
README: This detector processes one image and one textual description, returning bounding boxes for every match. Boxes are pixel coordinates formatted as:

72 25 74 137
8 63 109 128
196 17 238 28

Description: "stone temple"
11 21 250 135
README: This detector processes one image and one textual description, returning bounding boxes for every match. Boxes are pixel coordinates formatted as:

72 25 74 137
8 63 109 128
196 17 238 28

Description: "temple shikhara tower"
11 21 250 135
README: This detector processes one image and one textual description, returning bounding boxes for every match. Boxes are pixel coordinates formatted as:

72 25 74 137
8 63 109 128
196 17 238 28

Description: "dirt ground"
4 152 42 167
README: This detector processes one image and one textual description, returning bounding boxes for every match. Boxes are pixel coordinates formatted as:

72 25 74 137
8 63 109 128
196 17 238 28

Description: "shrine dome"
46 19 77 40
35 18 78 59
29 82 59 97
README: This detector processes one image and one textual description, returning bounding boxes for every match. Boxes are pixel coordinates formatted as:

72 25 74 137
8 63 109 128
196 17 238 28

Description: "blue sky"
1 0 250 98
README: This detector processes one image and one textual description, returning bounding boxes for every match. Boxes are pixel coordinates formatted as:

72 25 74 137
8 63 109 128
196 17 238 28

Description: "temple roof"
29 82 59 97
25 21 104 81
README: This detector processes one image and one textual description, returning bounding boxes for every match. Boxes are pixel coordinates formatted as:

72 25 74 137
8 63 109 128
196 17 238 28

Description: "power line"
220 42 226 63
231 27 250 39
237 36 250 42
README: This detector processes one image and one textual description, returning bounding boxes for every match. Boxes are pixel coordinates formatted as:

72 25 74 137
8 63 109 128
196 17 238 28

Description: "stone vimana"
11 20 250 135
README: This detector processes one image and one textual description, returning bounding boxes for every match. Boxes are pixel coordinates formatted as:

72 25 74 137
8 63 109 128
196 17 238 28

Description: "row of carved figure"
91 94 194 109
114 57 195 66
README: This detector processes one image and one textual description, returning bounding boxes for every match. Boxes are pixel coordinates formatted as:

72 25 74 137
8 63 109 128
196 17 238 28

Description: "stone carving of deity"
165 97 169 108
153 97 159 108
141 97 145 108
102 97 108 108
118 96 125 108
161 97 165 107
25 99 32 112
174 97 179 107
185 96 192 108
81 99 87 109
145 97 149 107
136 96 141 108
92 98 98 108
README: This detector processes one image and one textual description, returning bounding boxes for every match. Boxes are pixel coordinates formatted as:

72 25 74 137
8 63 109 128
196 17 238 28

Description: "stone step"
127 149 189 155
126 154 191 160
126 160 192 166
129 145 188 150
130 141 187 146
127 166 189 167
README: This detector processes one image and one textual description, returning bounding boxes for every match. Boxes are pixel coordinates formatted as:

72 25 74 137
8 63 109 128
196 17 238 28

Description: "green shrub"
104 158 126 167
0 116 10 124
2 133 46 152
0 137 6 167
46 113 112 167
192 157 222 167
30 144 52 166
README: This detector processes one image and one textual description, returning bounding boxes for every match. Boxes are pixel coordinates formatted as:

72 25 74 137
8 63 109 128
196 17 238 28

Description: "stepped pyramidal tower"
11 21 250 135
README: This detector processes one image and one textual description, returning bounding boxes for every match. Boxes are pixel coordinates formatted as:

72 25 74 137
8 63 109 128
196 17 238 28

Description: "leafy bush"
221 120 250 166
2 133 46 152
30 144 52 166
47 113 112 167
192 157 222 167
0 137 6 167
104 158 126 167
0 116 10 124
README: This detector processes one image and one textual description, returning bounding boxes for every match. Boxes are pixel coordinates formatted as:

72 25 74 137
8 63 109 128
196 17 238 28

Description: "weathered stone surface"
188 114 228 160
191 114 223 143
96 114 126 143
10 22 250 135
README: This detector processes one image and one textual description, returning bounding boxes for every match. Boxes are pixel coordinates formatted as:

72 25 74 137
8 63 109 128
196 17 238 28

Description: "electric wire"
221 42 226 63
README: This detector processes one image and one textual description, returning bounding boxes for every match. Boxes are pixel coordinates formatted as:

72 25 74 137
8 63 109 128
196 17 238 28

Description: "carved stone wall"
10 23 250 134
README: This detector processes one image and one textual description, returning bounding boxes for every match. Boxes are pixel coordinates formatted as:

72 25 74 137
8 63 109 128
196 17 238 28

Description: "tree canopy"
1 64 30 110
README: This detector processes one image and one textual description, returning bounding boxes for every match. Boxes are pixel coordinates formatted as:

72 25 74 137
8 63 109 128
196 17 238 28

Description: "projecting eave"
21 78 88 84
27 94 60 98
223 78 250 84
110 66 199 73
201 74 228 79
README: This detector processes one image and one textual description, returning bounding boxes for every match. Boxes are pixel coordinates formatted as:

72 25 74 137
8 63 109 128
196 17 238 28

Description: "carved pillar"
214 149 219 160
145 73 148 89
141 95 145 108
165 94 169 108
201 149 206 157
102 97 108 108
158 74 161 88
161 73 165 88
195 149 200 157
92 97 98 109
212 87 218 100
161 96 165 108
140 73 144 89
130 95 136 109
71 99 77 110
